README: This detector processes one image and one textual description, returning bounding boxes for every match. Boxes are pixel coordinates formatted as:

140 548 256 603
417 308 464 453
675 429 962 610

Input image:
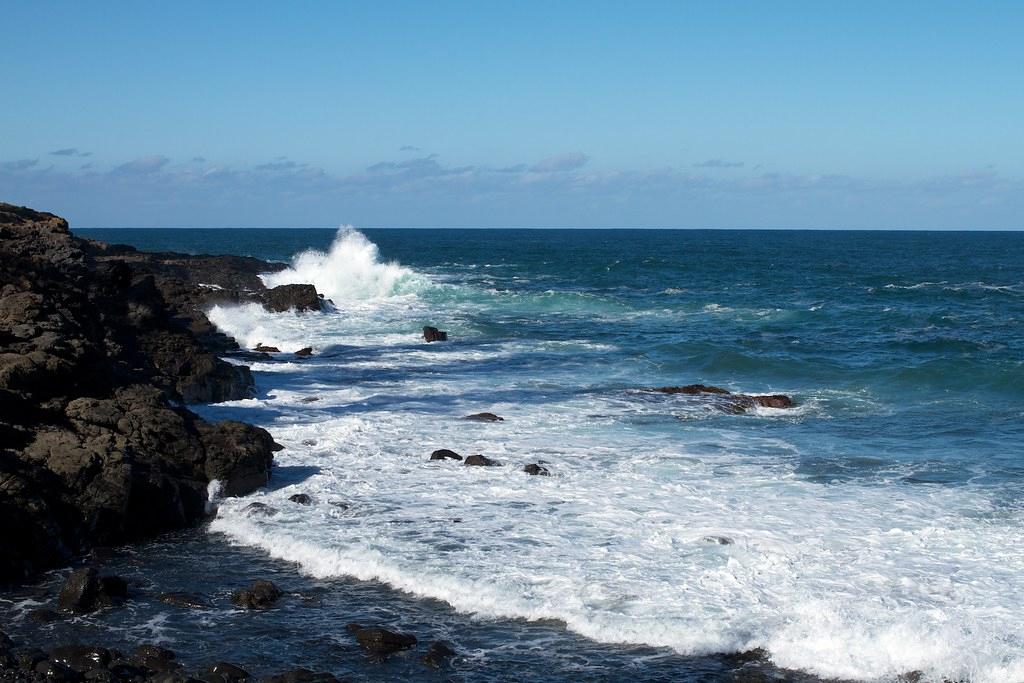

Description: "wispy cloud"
112 155 170 175
50 148 92 157
531 152 589 173
399 145 421 152
0 159 38 171
693 159 744 169
1 151 1021 229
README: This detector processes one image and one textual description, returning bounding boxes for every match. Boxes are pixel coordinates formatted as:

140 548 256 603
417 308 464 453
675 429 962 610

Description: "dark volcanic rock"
0 204 281 582
523 463 550 476
48 645 112 673
294 347 314 357
289 493 312 505
57 568 127 613
254 344 280 353
158 591 212 609
421 640 456 669
650 384 795 414
231 580 282 609
206 662 250 682
353 627 417 658
261 284 322 313
464 455 499 467
463 412 503 422
422 326 448 342
429 449 463 461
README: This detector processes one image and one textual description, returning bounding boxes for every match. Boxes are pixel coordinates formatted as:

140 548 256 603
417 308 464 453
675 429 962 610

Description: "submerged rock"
421 640 456 669
48 645 112 673
422 326 448 342
243 502 278 517
523 463 550 476
158 591 212 609
254 343 280 353
650 384 795 414
463 412 503 422
294 347 314 357
264 668 340 683
289 493 312 505
231 580 283 609
353 627 417 658
464 455 499 467
206 662 250 682
57 568 128 613
430 449 463 461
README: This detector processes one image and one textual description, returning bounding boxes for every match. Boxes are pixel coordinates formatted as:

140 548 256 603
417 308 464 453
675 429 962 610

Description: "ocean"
10 227 1024 682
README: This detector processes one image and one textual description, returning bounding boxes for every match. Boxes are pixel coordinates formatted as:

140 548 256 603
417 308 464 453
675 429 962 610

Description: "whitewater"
187 227 1024 683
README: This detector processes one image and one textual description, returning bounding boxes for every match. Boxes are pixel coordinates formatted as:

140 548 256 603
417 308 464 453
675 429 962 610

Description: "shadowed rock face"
0 203 285 582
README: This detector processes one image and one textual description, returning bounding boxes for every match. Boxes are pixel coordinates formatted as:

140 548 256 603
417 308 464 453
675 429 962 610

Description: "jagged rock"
429 449 463 461
0 204 285 582
294 347 313 357
231 580 282 609
206 662 250 682
650 384 795 414
48 645 112 673
422 326 448 342
131 644 179 672
261 284 322 313
421 640 456 669
254 344 280 353
57 568 128 613
464 455 499 467
463 412 503 422
353 627 417 658
523 463 550 476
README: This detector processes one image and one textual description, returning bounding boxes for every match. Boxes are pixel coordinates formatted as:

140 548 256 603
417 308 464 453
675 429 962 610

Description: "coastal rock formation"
0 203 294 582
464 454 499 467
650 384 795 414
231 579 283 609
429 449 463 461
523 463 550 476
463 412 503 422
422 326 448 342
261 284 322 313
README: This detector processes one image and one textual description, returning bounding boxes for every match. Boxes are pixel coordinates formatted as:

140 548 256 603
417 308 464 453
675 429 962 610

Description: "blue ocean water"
60 227 1024 682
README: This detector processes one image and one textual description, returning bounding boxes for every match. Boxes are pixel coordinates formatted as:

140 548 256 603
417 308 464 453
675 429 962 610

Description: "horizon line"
77 225 1024 232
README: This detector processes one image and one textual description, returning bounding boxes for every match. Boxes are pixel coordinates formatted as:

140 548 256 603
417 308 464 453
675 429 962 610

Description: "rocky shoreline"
1 204 810 682
0 203 324 583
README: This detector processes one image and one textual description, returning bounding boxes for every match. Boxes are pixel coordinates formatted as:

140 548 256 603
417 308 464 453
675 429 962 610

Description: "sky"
1 1 1022 229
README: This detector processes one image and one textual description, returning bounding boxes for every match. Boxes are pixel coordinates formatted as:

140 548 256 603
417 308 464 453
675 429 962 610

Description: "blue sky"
1 1 1022 228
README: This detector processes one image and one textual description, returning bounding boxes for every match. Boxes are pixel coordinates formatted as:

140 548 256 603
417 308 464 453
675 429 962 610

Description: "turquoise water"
72 227 1024 682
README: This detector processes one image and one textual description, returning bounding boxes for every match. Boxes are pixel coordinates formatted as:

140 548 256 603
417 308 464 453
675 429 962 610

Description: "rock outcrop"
650 384 795 414
0 203 294 582
422 326 448 342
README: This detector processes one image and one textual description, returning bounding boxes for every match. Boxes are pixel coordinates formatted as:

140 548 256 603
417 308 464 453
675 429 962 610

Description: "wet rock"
301 439 317 446
420 640 456 669
35 659 80 682
158 591 212 609
131 644 179 672
13 646 48 671
254 344 280 353
206 662 250 682
463 412 503 422
57 568 127 613
429 449 463 461
294 347 314 358
243 502 278 517
289 493 312 505
650 384 794 414
353 627 417 658
464 455 498 467
200 421 277 497
299 397 320 404
27 608 61 623
422 326 448 342
263 668 339 683
261 284 322 313
652 384 732 395
523 463 550 476
231 580 282 609
49 645 112 673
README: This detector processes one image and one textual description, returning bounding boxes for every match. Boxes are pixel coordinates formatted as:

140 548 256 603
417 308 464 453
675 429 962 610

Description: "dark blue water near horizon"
9 226 1014 683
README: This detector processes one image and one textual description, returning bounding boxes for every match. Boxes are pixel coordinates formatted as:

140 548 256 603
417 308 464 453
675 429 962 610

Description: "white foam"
199 231 1024 683
260 227 429 302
